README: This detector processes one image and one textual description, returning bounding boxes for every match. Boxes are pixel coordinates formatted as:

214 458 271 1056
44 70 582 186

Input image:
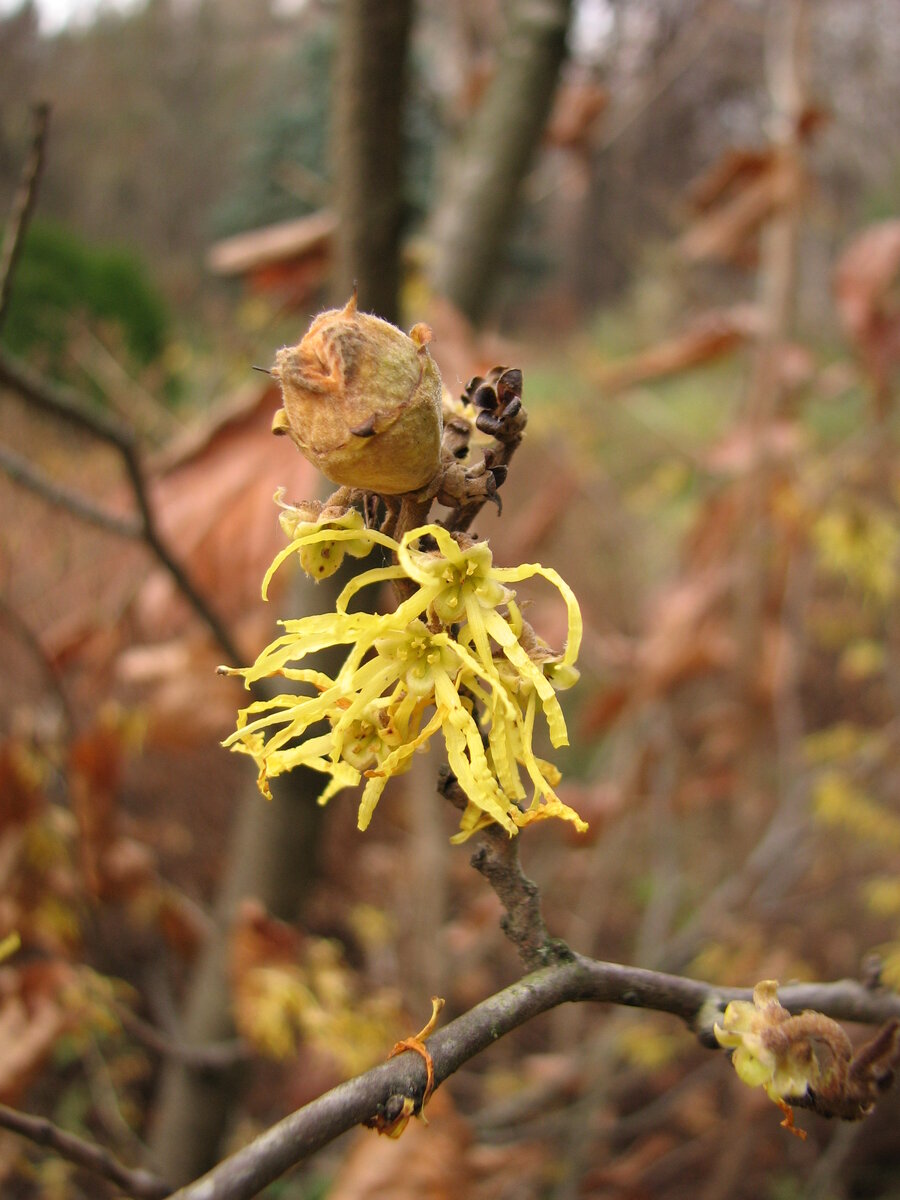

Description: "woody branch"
168 957 900 1200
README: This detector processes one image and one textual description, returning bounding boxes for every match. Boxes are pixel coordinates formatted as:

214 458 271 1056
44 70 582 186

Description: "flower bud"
271 293 443 494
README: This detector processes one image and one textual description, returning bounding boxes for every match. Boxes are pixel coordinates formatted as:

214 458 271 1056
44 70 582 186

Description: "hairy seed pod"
271 293 443 494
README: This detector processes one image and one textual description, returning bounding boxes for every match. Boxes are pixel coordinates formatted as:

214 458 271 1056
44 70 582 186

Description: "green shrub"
1 220 170 376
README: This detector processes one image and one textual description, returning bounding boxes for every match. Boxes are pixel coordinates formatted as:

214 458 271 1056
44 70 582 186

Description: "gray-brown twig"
469 828 559 970
167 957 900 1200
117 1006 248 1074
0 349 241 665
0 101 49 332
440 771 558 970
0 443 142 538
0 1101 171 1199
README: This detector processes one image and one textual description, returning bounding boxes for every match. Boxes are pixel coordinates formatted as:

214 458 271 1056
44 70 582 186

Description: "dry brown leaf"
155 889 208 960
31 381 316 680
685 148 773 213
415 296 519 402
583 1130 680 1193
0 741 45 832
636 570 736 696
834 220 900 396
554 781 626 844
545 79 608 151
69 721 126 897
581 570 735 734
0 962 73 1103
501 464 580 566
594 306 759 395
140 381 318 634
114 633 248 745
681 155 803 265
229 899 304 983
704 420 805 477
467 1143 549 1200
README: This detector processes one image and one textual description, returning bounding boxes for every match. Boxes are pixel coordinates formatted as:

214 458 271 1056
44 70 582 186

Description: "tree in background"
4 3 900 1198
429 0 573 325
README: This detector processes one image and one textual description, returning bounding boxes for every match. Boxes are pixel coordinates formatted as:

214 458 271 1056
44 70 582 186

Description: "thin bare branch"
117 1006 248 1073
0 443 142 538
170 956 900 1200
469 830 556 970
0 102 50 332
0 1101 171 1199
0 350 241 664
448 779 557 968
0 594 75 733
0 347 134 450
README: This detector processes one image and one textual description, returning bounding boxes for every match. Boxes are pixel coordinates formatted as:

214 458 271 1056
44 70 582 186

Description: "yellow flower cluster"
233 941 402 1073
222 512 587 842
812 501 900 602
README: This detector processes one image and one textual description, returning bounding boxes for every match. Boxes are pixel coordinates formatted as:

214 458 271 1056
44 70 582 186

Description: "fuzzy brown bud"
271 294 443 494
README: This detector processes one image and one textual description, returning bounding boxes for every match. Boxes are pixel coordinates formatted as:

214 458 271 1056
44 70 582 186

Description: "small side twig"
440 769 556 969
0 443 142 538
0 101 49 333
118 1006 248 1073
470 827 564 970
0 1101 171 1199
0 350 241 665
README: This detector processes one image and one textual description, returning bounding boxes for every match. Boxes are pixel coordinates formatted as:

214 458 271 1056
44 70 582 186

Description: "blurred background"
2 0 900 1196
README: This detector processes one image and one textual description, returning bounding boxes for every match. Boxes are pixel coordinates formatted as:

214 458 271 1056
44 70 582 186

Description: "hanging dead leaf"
0 740 46 832
155 888 208 960
704 420 805 477
686 148 774 213
594 306 759 396
230 899 304 980
834 220 900 402
68 707 147 900
636 570 736 698
0 962 74 1103
545 80 608 151
681 152 804 265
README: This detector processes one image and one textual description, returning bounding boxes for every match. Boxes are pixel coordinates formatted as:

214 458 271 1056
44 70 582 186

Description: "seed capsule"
271 294 443 494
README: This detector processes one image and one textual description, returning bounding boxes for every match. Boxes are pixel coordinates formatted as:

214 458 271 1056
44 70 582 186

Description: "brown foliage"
834 220 900 408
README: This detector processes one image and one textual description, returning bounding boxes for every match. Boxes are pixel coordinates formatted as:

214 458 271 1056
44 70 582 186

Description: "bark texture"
332 0 414 323
430 0 573 326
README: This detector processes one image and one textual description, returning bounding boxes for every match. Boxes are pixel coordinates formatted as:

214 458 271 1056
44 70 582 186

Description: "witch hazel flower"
221 512 587 843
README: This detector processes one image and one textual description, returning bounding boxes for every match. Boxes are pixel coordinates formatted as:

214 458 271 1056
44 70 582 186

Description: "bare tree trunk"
736 0 808 683
430 0 573 327
332 0 414 323
151 9 418 1178
148 571 344 1185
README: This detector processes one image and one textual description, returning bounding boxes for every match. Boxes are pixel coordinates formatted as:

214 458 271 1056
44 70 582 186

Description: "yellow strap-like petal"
433 672 517 835
374 708 445 777
335 564 409 614
490 563 583 666
261 526 399 600
397 524 466 585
